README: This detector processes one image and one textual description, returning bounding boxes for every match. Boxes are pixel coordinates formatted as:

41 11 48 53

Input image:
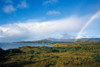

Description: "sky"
0 0 100 42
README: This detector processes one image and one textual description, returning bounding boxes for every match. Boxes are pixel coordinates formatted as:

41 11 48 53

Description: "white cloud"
43 0 58 5
0 16 89 42
3 0 28 13
17 0 28 8
3 5 16 13
47 10 60 15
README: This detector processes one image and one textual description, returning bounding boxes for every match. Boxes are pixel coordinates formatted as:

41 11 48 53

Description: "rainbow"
74 10 100 42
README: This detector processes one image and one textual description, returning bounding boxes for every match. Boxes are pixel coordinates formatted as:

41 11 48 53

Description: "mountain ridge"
17 38 100 43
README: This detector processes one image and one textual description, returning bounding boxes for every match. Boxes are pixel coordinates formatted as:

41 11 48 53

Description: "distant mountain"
17 39 54 43
90 38 100 41
17 38 100 43
47 38 100 42
47 38 59 41
76 38 100 42
47 38 74 42
59 39 74 42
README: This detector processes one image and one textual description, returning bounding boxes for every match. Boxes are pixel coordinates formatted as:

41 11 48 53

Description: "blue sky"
0 0 100 42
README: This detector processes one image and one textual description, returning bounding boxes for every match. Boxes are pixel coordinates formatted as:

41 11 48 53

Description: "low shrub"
93 52 100 62
26 50 34 54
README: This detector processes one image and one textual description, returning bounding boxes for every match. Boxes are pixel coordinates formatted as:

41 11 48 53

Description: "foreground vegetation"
0 42 100 67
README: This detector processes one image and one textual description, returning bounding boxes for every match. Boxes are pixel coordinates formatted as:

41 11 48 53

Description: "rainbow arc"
74 10 100 42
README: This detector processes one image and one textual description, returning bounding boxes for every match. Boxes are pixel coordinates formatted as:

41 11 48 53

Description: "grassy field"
0 42 100 67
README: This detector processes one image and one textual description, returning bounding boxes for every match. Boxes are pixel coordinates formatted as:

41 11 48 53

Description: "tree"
52 49 59 53
26 50 34 54
8 49 13 56
94 52 100 62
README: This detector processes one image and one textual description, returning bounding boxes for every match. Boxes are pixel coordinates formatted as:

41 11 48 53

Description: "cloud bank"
0 16 88 42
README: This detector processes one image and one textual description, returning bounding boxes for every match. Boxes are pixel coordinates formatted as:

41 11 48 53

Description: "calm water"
0 43 54 50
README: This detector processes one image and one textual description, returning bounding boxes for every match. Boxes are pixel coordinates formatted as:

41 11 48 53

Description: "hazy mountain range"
48 38 100 42
17 38 100 43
